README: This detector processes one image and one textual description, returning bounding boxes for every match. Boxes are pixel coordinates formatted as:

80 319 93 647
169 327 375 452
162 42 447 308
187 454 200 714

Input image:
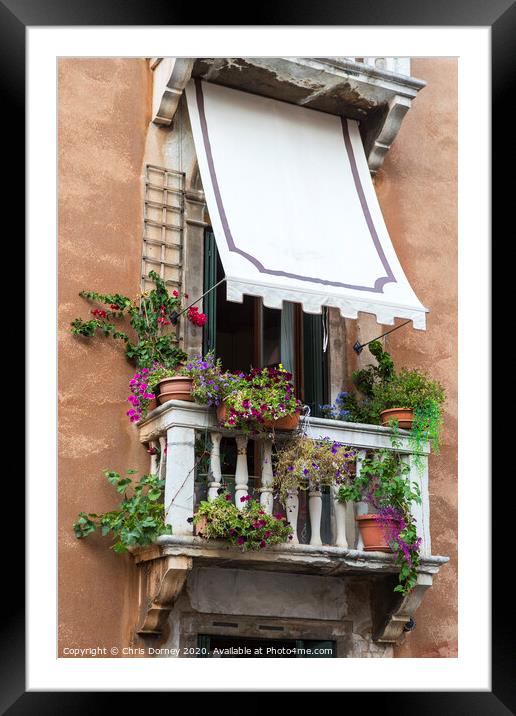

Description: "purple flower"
236 536 245 545
225 494 232 502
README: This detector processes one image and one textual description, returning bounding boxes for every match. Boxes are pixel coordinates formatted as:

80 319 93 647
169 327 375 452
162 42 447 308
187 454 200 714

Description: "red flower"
187 306 208 327
172 290 179 297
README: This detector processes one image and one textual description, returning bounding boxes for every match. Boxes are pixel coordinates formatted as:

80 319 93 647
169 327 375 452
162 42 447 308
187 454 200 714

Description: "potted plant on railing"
337 441 422 595
217 365 302 433
319 340 446 465
273 435 357 506
372 369 445 461
190 491 293 550
125 352 240 424
73 469 171 552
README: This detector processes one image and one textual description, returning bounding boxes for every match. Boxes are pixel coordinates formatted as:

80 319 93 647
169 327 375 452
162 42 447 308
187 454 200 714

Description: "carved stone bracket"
372 572 433 644
137 554 193 636
362 95 412 174
150 58 194 126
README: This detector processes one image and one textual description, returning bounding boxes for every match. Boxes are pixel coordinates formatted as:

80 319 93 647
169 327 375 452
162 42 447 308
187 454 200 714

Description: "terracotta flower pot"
156 376 193 404
356 514 393 553
194 515 208 536
216 402 300 431
146 398 158 413
380 407 414 430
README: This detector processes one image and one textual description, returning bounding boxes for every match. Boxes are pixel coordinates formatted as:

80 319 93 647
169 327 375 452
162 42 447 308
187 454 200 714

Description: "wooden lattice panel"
141 165 184 294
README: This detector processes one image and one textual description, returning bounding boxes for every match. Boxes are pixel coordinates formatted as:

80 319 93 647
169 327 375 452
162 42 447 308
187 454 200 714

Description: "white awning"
185 79 428 329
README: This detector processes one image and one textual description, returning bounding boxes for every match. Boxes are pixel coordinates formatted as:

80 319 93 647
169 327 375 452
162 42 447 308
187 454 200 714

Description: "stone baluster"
164 425 195 535
207 432 222 501
158 435 167 482
234 435 249 508
331 484 348 548
308 480 323 546
148 440 159 475
355 450 368 550
403 453 431 557
285 489 299 544
260 438 274 515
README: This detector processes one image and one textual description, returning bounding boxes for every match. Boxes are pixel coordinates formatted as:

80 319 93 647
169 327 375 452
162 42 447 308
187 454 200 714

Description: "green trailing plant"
320 341 395 425
70 270 187 369
73 469 171 553
320 341 446 466
352 339 395 398
337 435 422 595
372 367 445 464
273 435 357 505
191 491 293 550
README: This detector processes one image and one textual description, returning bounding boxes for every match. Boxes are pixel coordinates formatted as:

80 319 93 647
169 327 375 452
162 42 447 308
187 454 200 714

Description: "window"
203 229 328 416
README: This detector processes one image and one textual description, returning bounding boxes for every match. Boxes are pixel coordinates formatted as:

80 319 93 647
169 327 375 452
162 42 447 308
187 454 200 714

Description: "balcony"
150 56 425 172
133 401 448 643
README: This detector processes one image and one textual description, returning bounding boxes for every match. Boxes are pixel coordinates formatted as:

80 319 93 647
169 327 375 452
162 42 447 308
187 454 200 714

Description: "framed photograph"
9 0 503 708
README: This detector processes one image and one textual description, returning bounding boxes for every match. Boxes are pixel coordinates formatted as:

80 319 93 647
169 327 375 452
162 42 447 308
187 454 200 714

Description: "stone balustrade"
138 401 432 557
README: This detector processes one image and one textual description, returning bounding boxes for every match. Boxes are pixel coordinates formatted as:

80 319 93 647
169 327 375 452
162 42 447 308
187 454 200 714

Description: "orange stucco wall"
58 59 151 655
374 58 458 657
58 57 457 658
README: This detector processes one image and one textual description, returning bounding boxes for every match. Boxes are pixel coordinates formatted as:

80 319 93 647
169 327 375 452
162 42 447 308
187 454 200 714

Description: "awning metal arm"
352 319 412 355
170 277 226 325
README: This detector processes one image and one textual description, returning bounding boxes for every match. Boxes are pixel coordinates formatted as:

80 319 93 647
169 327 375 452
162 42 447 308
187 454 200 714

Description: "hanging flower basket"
379 407 414 430
156 376 194 404
216 402 299 431
356 514 393 553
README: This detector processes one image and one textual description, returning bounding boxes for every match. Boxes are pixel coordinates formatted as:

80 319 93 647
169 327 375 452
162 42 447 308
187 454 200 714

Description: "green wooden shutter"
303 311 328 418
203 230 217 355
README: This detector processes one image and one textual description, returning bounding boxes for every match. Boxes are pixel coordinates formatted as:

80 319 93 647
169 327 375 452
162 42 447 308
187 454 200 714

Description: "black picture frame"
8 0 505 711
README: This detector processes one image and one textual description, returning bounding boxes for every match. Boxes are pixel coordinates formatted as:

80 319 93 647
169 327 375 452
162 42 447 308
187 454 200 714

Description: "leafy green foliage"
192 492 293 550
337 434 422 595
70 271 187 369
372 367 445 460
352 339 395 398
73 469 171 553
321 341 446 461
372 367 445 413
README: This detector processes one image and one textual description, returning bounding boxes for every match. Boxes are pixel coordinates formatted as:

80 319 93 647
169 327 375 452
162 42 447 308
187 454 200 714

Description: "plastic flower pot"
216 402 300 431
380 408 414 430
356 514 393 553
156 376 193 404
